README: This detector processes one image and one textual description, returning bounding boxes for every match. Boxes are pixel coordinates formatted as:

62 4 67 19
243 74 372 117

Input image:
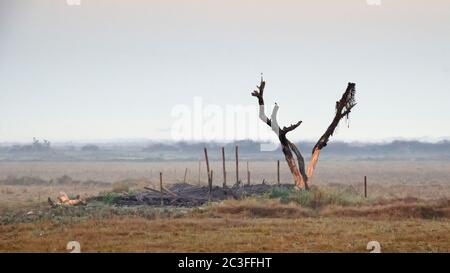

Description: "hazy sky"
1 0 449 143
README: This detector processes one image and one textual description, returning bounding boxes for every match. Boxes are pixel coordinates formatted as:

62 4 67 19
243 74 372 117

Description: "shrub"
267 186 368 209
268 187 290 202
102 192 119 205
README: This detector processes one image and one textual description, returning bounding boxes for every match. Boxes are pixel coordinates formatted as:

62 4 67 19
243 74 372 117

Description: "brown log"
144 186 162 194
56 192 84 206
145 186 178 197
163 186 178 197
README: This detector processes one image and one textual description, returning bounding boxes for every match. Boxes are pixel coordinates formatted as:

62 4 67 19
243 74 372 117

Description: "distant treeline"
1 139 450 161
142 140 450 159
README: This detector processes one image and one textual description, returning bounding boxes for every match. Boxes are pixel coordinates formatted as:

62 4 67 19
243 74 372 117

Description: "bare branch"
282 121 302 134
251 77 266 105
251 77 272 127
270 103 280 134
307 82 357 180
312 82 356 152
271 103 302 138
340 103 357 119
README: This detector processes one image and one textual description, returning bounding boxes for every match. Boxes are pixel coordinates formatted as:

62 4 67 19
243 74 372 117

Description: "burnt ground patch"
94 183 294 207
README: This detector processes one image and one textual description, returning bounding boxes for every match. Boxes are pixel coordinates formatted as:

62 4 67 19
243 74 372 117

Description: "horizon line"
1 137 450 145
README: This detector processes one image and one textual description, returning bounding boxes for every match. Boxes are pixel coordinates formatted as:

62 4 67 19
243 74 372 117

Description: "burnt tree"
251 76 356 190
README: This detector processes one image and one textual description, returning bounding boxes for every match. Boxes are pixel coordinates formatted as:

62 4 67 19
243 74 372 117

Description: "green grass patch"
267 185 370 209
102 192 119 205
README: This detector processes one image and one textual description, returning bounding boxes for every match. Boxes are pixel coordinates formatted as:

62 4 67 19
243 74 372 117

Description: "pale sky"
1 0 449 143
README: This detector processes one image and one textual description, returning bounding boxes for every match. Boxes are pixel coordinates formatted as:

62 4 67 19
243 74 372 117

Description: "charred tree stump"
251 76 356 190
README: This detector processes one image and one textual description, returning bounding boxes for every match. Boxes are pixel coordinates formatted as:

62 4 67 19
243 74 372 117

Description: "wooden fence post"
209 170 213 202
222 147 226 187
160 172 163 206
364 176 367 198
198 161 201 185
235 145 239 183
247 161 250 186
277 160 280 186
183 168 188 183
204 147 211 184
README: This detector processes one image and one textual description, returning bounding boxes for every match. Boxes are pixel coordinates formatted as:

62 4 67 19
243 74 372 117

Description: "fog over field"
1 139 450 162
2 141 450 204
1 1 450 254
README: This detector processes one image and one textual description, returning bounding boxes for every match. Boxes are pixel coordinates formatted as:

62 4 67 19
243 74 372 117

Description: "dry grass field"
1 197 449 252
1 160 449 205
2 216 449 253
2 161 450 188
1 160 449 252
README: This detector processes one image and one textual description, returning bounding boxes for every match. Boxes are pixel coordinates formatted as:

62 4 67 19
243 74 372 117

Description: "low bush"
102 192 119 205
267 185 369 209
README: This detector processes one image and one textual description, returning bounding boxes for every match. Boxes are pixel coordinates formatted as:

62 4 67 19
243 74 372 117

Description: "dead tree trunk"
251 76 356 190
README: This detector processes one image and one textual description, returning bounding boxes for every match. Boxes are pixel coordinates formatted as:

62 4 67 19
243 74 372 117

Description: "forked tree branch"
251 78 271 127
306 82 357 178
251 76 357 189
283 121 302 134
313 82 356 151
251 77 307 189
